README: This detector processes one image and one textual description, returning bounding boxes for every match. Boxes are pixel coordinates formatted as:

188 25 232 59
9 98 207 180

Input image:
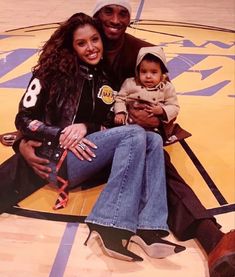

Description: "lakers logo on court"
0 20 234 219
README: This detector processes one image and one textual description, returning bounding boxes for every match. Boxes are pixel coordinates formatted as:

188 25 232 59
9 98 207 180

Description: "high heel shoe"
84 223 143 262
131 229 186 259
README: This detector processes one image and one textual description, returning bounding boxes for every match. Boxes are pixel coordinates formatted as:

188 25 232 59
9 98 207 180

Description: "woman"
14 13 185 261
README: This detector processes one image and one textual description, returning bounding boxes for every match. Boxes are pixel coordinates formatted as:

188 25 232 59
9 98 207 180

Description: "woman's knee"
146 131 163 148
114 125 146 150
127 125 146 142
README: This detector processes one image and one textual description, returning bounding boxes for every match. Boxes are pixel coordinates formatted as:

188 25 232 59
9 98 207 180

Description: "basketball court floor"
0 1 234 276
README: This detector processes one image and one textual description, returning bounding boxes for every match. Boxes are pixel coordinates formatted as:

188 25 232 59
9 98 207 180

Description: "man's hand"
145 104 164 117
128 108 160 128
19 139 51 179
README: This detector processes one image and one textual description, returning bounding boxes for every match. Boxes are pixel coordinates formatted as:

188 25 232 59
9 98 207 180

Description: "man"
1 1 234 276
90 1 234 277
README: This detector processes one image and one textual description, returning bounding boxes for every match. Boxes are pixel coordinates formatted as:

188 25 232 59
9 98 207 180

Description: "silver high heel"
131 229 186 258
84 223 143 262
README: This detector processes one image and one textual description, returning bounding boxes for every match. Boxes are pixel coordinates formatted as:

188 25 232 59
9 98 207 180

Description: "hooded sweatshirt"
114 46 179 123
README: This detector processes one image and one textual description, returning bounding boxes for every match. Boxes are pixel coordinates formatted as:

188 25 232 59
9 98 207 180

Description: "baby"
114 46 180 140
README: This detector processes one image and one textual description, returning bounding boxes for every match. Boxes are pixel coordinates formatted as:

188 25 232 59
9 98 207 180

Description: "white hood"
136 46 168 76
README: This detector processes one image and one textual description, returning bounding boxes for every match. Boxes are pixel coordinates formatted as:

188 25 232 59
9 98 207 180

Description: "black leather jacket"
14 64 115 161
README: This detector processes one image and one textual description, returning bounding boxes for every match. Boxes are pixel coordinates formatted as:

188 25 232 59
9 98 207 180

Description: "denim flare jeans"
67 125 168 233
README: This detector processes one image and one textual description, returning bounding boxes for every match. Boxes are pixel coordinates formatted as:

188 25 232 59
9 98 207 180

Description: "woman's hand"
69 137 97 161
19 139 51 179
59 123 88 149
60 123 97 161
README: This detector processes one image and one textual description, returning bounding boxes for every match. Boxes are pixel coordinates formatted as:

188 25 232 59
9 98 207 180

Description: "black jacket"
15 64 115 147
0 63 115 213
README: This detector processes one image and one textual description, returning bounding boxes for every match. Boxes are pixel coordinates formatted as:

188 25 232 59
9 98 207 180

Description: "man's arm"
128 108 160 128
19 139 51 179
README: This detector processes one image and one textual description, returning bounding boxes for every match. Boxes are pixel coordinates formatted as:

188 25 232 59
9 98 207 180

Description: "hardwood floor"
0 0 234 32
0 1 234 276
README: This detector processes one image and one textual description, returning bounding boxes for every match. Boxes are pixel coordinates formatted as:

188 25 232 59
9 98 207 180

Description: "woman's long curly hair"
32 13 101 116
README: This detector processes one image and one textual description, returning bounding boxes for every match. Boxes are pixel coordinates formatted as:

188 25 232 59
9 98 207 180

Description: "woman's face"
73 24 103 65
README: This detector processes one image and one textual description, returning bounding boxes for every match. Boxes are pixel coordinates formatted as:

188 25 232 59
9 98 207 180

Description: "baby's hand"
114 113 126 125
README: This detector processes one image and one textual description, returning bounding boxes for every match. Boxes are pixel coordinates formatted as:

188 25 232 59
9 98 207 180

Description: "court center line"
49 222 79 277
208 204 235 216
135 0 145 22
180 139 228 205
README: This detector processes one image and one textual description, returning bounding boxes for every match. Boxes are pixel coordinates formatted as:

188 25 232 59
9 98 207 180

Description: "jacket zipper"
71 71 95 124
91 73 95 117
71 78 84 124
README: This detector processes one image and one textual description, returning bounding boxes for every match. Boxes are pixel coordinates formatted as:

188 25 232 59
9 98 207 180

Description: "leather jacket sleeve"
15 77 61 144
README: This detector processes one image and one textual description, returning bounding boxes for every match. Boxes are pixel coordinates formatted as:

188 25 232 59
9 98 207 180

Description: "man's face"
97 5 130 41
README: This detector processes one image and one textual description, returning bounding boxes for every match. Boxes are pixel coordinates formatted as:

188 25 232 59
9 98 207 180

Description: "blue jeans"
67 125 168 233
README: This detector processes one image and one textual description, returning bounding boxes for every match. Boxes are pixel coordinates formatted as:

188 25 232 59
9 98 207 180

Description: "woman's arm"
15 77 61 179
15 77 61 142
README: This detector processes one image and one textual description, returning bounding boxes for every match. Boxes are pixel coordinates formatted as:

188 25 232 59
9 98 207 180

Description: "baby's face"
139 60 162 88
